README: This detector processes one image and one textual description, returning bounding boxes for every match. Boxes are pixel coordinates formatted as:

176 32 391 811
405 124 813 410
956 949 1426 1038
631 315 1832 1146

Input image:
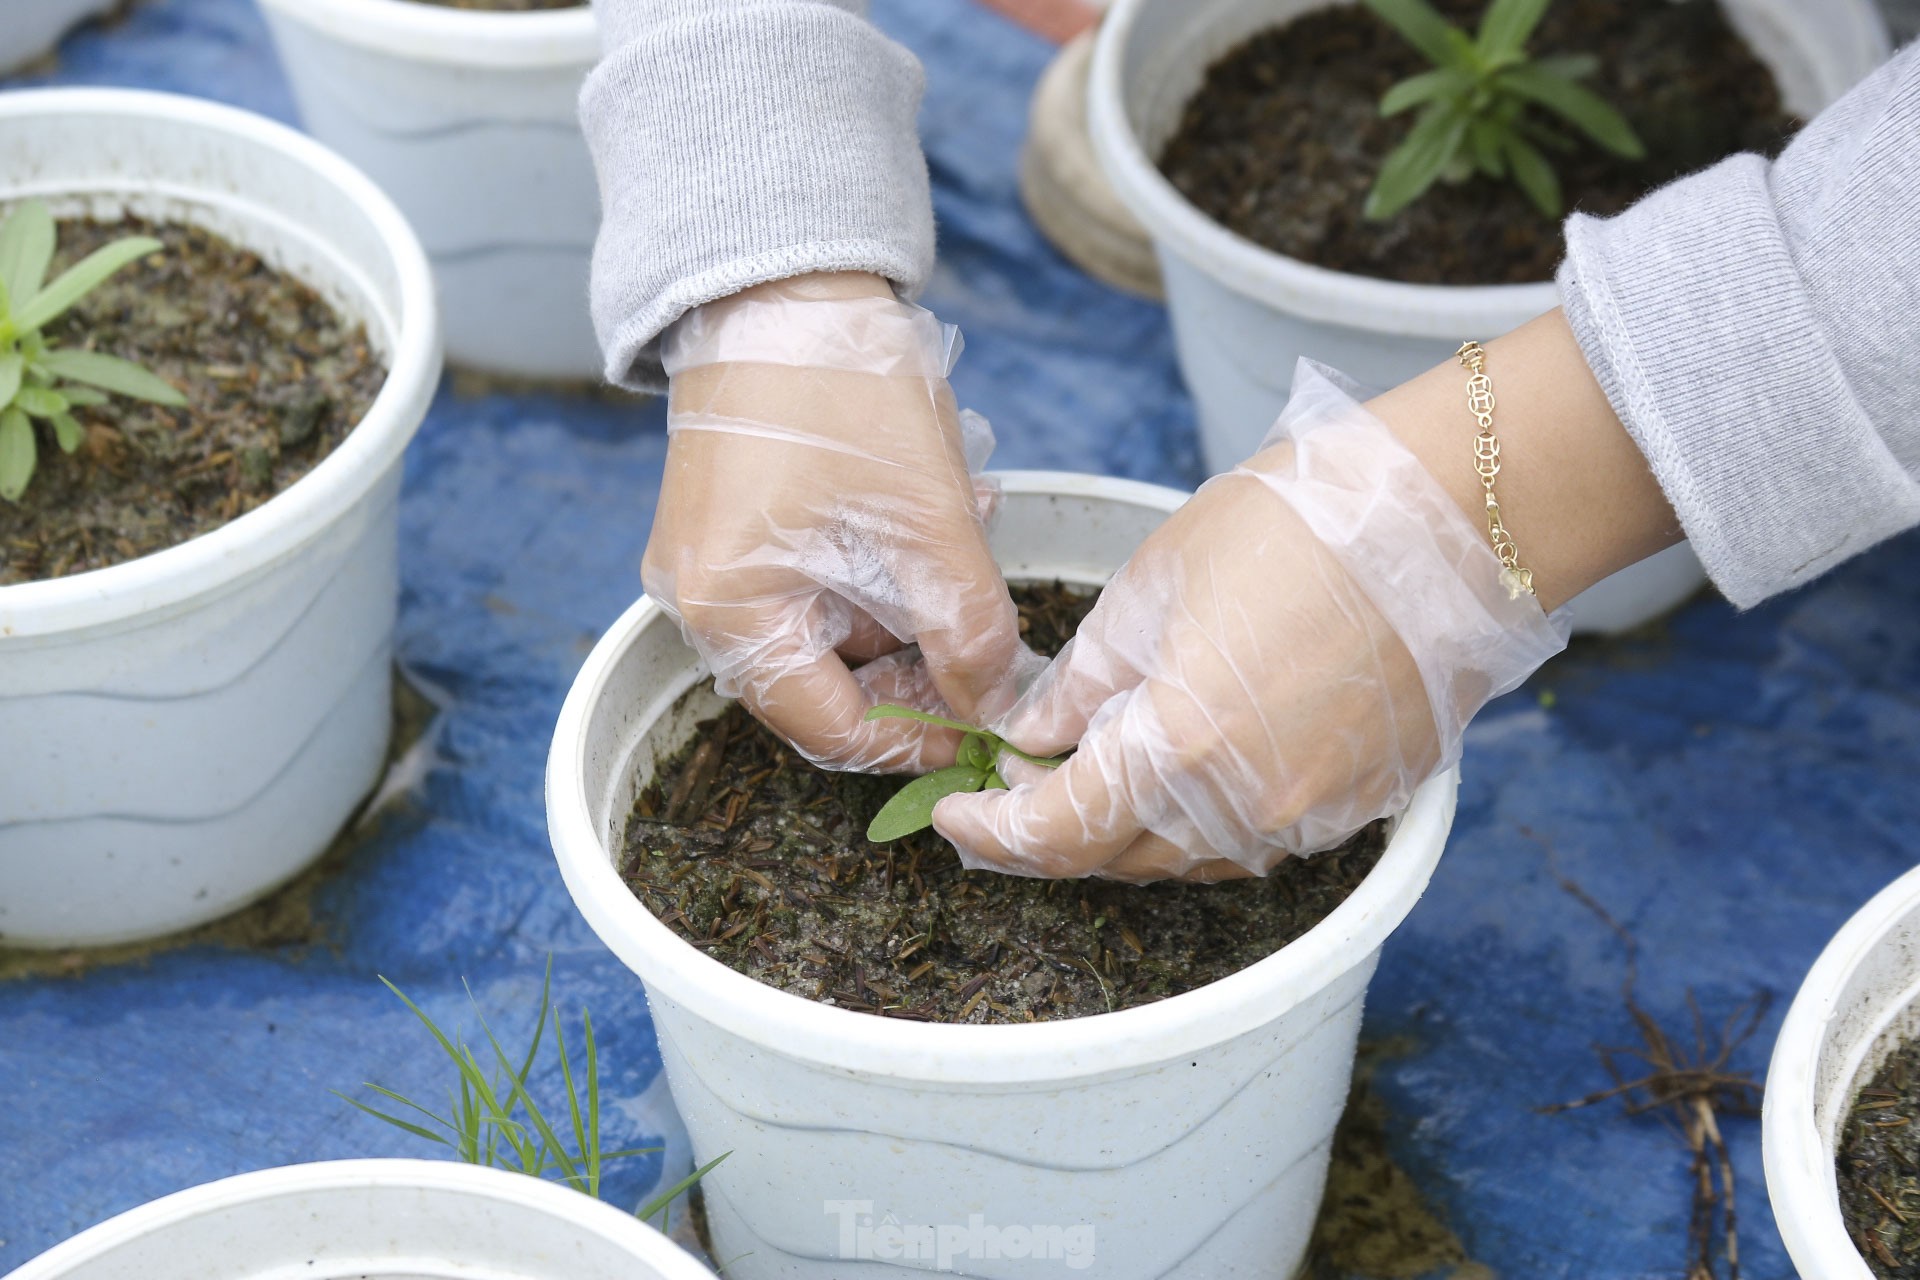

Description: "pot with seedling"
548 471 1459 1279
1765 864 1920 1280
0 87 440 948
1089 0 1889 633
0 0 116 77
256 0 601 378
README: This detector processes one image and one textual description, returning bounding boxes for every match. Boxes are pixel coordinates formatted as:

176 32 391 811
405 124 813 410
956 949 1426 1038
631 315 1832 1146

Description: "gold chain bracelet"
1455 340 1536 600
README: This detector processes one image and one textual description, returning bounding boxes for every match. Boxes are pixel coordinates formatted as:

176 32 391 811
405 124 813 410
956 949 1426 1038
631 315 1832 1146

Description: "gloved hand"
644 273 1035 774
933 362 1570 882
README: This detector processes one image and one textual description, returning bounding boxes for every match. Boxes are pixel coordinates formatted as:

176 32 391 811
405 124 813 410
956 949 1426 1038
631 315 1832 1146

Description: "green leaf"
40 349 186 406
1503 132 1564 218
1365 102 1471 221
0 352 21 409
1380 66 1471 116
959 734 995 772
1532 53 1599 81
1477 0 1550 62
638 1153 730 1232
1499 64 1645 158
1469 119 1510 177
984 770 1008 791
1361 0 1468 67
334 1092 453 1147
13 386 66 419
56 385 106 407
0 406 32 501
11 235 161 335
52 413 82 452
0 201 56 307
866 764 989 842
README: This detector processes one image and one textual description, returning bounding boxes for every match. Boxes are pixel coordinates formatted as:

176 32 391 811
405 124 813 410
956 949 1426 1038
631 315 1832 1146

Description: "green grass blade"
335 1092 454 1147
12 236 161 335
39 349 186 406
555 1014 590 1194
0 405 35 501
471 996 583 1188
584 1008 603 1197
866 765 988 842
638 1152 731 1231
0 201 55 304
1500 64 1645 158
601 1146 662 1160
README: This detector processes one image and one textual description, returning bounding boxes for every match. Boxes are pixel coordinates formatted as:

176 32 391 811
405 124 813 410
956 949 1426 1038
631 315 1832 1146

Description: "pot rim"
547 469 1456 1085
0 88 441 640
1763 863 1920 1280
4 1159 716 1280
255 0 598 68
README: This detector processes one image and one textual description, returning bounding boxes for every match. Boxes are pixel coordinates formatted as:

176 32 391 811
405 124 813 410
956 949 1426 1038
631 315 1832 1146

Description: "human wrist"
1365 310 1680 612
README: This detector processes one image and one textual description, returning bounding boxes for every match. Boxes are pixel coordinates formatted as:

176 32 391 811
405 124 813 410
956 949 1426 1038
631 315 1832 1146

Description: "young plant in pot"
0 87 439 949
548 472 1462 1280
1089 0 1890 633
255 0 602 378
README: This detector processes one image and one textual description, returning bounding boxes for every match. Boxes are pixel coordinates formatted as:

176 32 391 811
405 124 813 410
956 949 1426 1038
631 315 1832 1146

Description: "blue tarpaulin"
5 3 1920 1277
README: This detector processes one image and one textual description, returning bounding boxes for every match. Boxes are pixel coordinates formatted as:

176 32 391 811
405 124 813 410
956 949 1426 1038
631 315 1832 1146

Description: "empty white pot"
548 471 1458 1279
0 89 440 948
2 1159 718 1280
1088 0 1890 634
0 0 115 75
257 0 601 379
1763 863 1920 1280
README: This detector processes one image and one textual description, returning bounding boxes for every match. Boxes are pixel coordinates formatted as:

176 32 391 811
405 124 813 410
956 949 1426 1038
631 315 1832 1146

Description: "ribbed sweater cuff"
581 2 934 391
1558 154 1920 607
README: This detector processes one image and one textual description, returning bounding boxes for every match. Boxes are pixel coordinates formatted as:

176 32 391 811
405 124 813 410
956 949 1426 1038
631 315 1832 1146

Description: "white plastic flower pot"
257 0 600 379
0 89 440 948
548 471 1458 1280
2 1159 719 1280
1763 863 1920 1280
0 0 115 75
1088 0 1890 635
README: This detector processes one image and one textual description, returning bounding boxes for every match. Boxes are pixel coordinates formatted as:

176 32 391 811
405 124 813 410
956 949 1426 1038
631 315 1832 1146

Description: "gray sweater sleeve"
1558 42 1920 608
580 0 934 390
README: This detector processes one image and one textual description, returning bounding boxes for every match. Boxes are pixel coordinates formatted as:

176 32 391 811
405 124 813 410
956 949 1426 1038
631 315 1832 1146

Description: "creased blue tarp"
4 3 1920 1277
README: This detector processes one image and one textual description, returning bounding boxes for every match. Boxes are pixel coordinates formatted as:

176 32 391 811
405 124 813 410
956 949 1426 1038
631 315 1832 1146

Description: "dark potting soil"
1157 0 1797 285
622 581 1388 1025
1839 1037 1920 1277
0 217 386 586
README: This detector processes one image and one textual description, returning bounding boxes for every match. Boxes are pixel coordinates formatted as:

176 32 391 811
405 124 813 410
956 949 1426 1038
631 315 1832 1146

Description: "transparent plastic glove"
644 277 1035 774
934 362 1571 882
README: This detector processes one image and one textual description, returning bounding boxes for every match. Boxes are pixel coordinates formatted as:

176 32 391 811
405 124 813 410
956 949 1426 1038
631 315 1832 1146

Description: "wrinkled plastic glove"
645 278 1036 774
933 362 1571 882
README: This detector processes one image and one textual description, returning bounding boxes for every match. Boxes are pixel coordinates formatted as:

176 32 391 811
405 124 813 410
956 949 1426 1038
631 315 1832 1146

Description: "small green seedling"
1361 0 1645 220
862 705 1064 842
337 957 725 1230
0 199 187 502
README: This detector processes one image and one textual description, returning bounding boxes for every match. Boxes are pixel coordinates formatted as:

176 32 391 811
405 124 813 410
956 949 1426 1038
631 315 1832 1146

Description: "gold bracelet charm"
1455 340 1535 600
